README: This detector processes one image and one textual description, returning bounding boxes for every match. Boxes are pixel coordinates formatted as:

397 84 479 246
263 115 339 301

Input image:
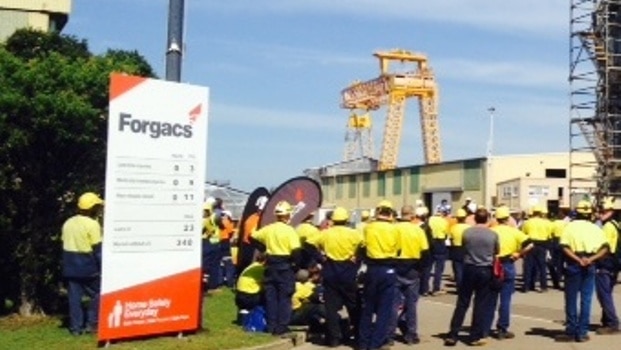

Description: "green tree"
0 29 156 316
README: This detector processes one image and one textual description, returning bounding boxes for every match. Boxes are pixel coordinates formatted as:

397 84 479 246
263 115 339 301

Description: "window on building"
502 186 512 198
348 175 357 199
377 172 386 197
363 174 371 197
545 168 566 178
558 187 564 198
336 176 344 199
393 169 402 195
463 160 481 190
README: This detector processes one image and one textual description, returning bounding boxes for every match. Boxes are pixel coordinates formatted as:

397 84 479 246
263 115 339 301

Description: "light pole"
486 107 496 209
166 0 185 82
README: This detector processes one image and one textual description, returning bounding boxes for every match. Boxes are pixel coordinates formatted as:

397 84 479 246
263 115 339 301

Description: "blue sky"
65 0 569 192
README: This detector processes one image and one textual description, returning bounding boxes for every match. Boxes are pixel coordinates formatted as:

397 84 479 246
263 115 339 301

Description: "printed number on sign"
176 238 193 246
183 224 194 231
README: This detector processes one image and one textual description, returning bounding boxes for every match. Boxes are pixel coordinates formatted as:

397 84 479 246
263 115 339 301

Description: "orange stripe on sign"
109 73 147 101
98 268 201 341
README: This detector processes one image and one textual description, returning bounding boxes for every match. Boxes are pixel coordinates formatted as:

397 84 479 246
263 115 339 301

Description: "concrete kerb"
232 338 298 350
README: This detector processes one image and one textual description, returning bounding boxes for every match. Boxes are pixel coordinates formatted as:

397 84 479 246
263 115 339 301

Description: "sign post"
98 73 208 342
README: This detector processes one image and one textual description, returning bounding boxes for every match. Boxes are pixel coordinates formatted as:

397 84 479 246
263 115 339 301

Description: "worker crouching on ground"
250 201 302 337
555 200 608 343
358 200 399 350
235 253 266 316
290 269 326 334
489 205 533 340
307 206 363 347
387 205 430 346
61 192 104 336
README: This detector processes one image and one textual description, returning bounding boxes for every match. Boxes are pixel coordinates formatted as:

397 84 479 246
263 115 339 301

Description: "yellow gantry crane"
341 49 442 170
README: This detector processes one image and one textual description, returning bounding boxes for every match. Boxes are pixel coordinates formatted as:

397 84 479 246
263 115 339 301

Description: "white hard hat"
467 202 477 213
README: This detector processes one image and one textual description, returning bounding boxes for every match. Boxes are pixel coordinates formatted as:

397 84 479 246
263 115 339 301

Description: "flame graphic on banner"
189 104 202 124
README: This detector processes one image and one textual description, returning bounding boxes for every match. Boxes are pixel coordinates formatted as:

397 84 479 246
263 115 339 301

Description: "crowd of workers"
59 191 620 350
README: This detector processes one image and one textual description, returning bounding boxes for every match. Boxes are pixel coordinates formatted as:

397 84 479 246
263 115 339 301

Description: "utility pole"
486 107 496 209
165 0 184 82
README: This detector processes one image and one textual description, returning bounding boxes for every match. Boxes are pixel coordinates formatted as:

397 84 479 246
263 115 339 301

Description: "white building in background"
0 0 71 41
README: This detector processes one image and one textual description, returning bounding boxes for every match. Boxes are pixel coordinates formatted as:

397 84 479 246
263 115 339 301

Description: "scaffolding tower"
570 0 621 203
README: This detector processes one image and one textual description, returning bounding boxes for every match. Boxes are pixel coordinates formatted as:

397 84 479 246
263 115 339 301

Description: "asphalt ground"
297 262 621 349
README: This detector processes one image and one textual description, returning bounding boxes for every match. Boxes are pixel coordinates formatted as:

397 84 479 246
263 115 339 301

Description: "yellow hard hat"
456 209 467 218
377 200 393 210
576 200 592 214
531 205 543 214
361 210 370 219
274 201 293 215
602 197 615 210
332 207 349 222
78 192 103 210
495 206 510 220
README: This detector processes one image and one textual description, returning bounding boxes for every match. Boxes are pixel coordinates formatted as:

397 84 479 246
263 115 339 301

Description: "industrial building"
0 0 71 41
317 152 596 215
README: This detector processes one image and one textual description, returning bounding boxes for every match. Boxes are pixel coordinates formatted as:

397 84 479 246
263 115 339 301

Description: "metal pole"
166 0 184 82
486 107 496 209
487 107 496 158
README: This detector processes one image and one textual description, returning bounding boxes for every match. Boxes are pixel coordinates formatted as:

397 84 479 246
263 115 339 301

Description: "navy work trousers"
388 271 420 342
264 264 295 335
66 277 100 334
595 268 619 329
359 264 397 350
563 264 595 339
323 260 360 343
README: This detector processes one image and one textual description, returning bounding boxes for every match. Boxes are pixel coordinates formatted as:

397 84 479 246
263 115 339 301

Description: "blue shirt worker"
555 200 609 343
61 192 103 336
251 201 302 336
359 200 400 350
445 207 499 346
490 205 533 340
594 198 620 335
308 206 363 347
388 205 430 346
521 205 552 293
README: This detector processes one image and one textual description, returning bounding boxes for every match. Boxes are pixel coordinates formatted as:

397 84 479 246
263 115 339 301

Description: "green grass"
0 289 273 350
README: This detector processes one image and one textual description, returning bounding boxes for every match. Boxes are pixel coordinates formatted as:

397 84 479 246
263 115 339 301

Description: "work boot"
554 334 574 342
596 327 621 335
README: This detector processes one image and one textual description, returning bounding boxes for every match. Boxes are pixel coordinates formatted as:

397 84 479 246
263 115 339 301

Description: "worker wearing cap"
489 206 533 340
521 205 552 293
308 207 363 347
387 205 430 345
555 200 609 342
427 208 450 295
251 201 302 336
594 199 620 335
445 207 499 346
61 192 104 336
358 200 400 350
449 209 471 291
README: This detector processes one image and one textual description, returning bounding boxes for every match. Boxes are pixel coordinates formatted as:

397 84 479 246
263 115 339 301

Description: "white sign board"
98 74 208 341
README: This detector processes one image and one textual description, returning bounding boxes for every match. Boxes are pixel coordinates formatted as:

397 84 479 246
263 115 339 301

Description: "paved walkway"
296 277 621 349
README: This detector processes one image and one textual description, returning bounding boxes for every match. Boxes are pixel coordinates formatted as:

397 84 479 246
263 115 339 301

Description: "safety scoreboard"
98 74 208 341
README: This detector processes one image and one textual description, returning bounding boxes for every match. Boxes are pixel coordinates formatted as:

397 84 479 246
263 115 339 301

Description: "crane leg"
419 94 441 164
380 94 406 170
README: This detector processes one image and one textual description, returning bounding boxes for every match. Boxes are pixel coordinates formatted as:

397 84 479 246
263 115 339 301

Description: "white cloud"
197 0 567 36
435 59 567 90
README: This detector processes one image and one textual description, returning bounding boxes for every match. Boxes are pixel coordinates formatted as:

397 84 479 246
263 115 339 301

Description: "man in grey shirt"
444 207 499 346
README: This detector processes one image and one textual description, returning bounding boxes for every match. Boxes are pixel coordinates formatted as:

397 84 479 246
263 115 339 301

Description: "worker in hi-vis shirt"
387 205 430 346
490 205 533 340
61 192 104 336
251 201 302 336
521 205 552 293
594 199 620 335
555 200 608 342
359 200 400 350
427 208 450 295
449 209 471 292
308 207 363 347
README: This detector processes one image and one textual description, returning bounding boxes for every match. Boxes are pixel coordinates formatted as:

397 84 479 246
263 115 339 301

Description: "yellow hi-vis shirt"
449 223 471 247
602 220 619 255
560 219 607 254
202 217 218 243
236 262 265 294
296 222 320 244
62 215 102 253
363 220 399 259
308 225 362 261
522 217 552 242
292 281 315 310
395 221 428 259
551 219 567 239
492 224 529 258
428 215 449 239
251 221 301 256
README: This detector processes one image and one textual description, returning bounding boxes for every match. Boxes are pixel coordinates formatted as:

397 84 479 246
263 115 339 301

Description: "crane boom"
340 49 442 169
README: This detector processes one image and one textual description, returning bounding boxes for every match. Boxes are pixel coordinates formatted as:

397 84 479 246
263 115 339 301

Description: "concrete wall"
0 0 71 41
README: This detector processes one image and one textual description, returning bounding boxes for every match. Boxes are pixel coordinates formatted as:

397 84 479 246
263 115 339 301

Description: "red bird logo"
295 189 304 202
189 104 202 124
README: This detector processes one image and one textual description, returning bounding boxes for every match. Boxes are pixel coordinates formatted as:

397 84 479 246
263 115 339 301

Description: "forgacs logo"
119 113 193 139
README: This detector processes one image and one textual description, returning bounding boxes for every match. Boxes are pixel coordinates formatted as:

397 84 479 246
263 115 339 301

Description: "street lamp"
486 107 496 209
